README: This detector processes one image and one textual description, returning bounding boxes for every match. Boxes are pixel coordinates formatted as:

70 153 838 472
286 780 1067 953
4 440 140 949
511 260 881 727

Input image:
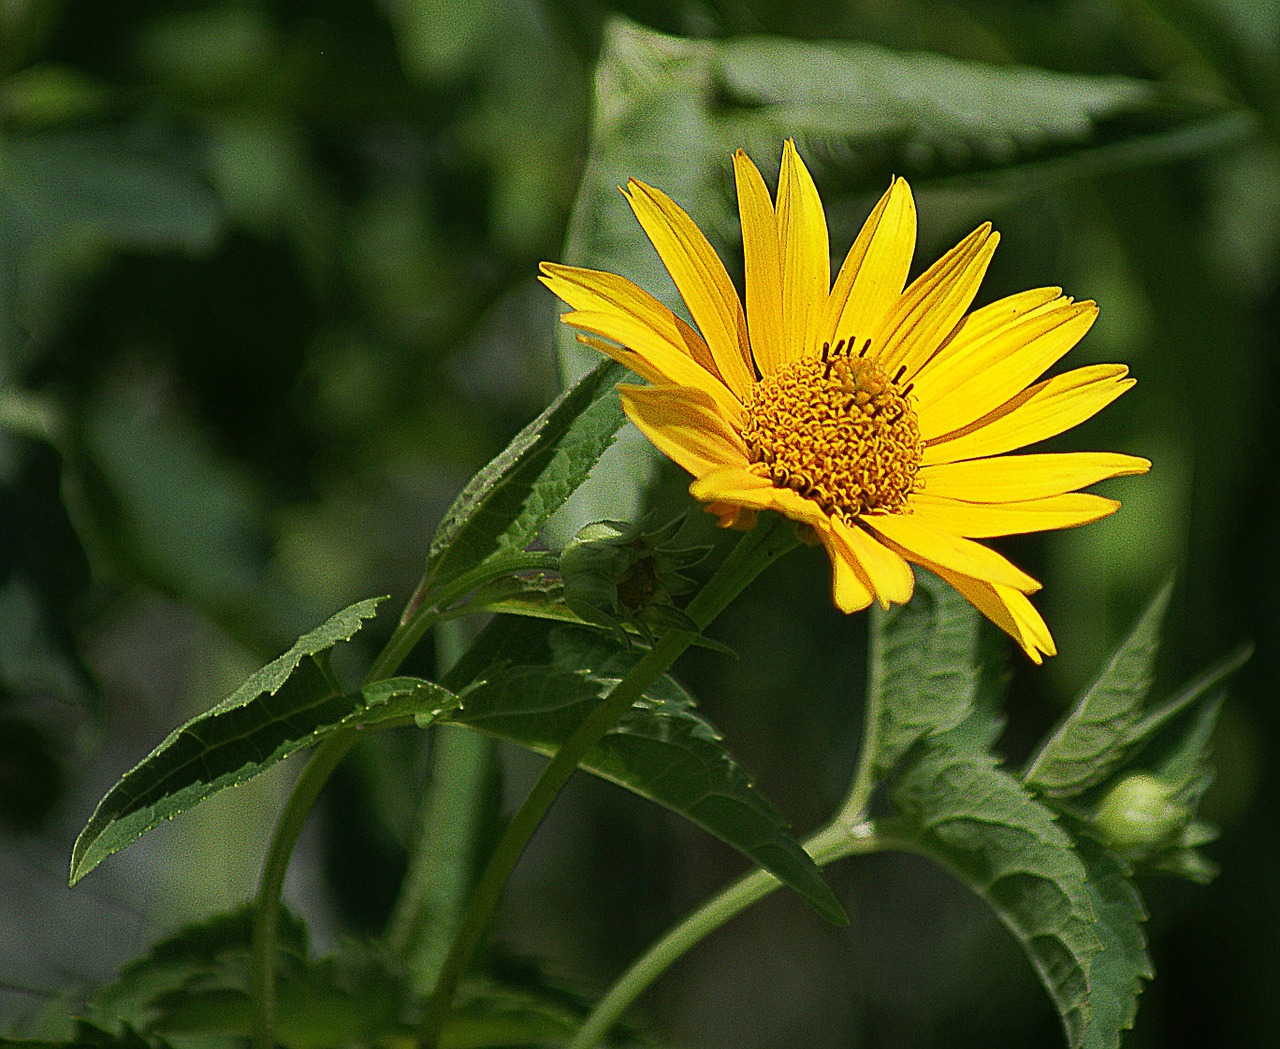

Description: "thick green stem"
414 517 798 1048
837 605 885 824
568 816 882 1049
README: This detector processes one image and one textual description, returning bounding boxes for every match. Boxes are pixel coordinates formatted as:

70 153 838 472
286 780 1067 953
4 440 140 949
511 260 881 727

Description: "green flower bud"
559 517 708 643
1094 773 1188 856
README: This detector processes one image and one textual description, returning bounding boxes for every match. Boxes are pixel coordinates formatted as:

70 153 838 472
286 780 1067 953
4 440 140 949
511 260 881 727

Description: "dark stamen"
858 338 872 358
892 364 907 384
901 381 915 398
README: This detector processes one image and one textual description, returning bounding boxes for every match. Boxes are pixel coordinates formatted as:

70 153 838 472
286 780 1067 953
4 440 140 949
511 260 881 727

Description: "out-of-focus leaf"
87 904 630 1048
1074 839 1153 1049
442 616 846 924
889 746 1099 1047
89 906 406 1049
1024 581 1173 797
70 599 461 885
390 725 504 995
0 126 222 356
0 576 86 704
863 567 982 784
563 19 1249 347
424 358 627 593
443 980 586 1048
0 1021 173 1048
0 129 220 252
73 385 318 651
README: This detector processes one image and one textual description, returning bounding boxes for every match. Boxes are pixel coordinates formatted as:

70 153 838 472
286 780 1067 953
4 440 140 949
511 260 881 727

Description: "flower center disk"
742 346 924 521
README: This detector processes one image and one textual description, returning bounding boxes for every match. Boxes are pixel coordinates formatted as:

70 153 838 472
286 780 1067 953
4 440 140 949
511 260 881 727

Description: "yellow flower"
540 141 1148 662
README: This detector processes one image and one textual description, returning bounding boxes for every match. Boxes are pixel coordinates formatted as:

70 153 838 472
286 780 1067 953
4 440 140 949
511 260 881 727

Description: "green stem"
369 551 560 683
251 728 360 1049
251 549 556 1048
414 517 799 1048
837 605 885 824
568 816 883 1049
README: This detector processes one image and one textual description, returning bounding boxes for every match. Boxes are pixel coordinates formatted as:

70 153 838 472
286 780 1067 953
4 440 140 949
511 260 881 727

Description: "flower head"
540 141 1148 662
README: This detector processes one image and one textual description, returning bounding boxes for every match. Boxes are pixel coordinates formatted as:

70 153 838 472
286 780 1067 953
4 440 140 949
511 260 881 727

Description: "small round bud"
1094 773 1187 855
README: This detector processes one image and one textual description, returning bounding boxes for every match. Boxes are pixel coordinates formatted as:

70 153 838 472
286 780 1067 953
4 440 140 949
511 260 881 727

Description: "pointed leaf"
1125 643 1250 764
890 746 1100 1047
867 566 983 781
425 358 628 591
1025 580 1173 796
71 600 460 885
1117 651 1245 882
89 906 407 1048
1074 839 1153 1049
442 617 846 924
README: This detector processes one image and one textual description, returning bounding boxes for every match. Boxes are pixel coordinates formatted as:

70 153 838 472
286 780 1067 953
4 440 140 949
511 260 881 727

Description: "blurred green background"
1 0 1275 1046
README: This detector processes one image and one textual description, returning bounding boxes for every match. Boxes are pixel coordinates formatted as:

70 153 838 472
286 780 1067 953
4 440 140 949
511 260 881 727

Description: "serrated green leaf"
889 746 1100 1047
88 906 406 1048
1116 655 1243 882
1124 644 1250 766
424 358 628 592
1074 839 1153 1049
445 980 586 1048
70 600 459 885
442 616 845 925
866 567 982 781
1025 581 1173 797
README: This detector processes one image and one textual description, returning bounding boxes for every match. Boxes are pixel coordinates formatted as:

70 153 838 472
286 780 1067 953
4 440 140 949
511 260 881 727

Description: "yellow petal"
915 301 1098 441
704 502 757 530
908 492 1121 538
776 139 830 362
824 178 916 353
874 224 999 382
563 311 744 426
617 384 748 478
824 530 876 612
927 564 1056 663
539 262 720 378
909 287 1063 406
924 364 1135 465
690 465 827 525
829 517 915 606
919 451 1151 501
623 179 755 399
860 512 1041 593
733 150 786 377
